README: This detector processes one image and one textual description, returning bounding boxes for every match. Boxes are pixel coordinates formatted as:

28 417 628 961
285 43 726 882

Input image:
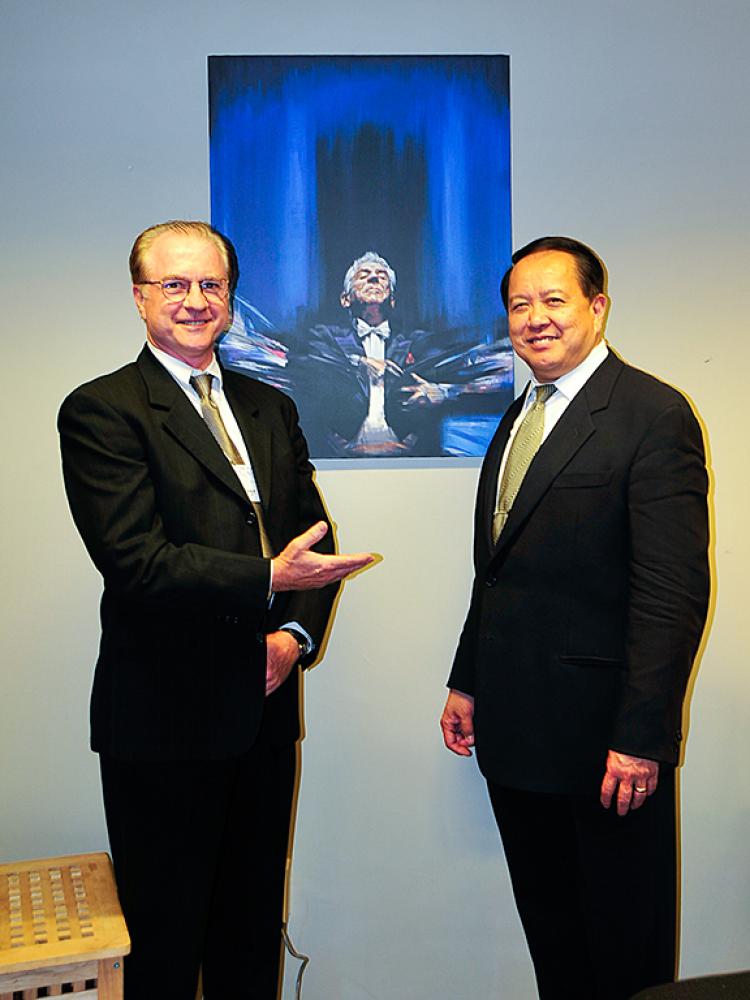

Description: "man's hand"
401 374 447 407
440 689 475 757
600 750 660 816
272 521 375 592
357 357 404 381
265 630 299 696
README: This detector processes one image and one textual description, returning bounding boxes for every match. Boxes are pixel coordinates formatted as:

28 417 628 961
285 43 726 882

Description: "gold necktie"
492 384 556 543
190 373 273 557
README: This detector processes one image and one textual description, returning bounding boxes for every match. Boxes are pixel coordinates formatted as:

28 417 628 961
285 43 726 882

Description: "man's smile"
527 334 559 344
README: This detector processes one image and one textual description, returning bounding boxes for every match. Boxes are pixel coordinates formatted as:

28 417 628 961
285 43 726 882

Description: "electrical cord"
282 922 310 999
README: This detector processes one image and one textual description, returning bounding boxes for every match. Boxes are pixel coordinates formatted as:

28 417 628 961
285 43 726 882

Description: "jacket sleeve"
610 398 710 762
447 577 482 696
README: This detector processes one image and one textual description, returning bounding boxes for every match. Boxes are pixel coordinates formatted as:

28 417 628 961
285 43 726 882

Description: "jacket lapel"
478 392 525 553
223 373 274 513
490 351 623 559
136 348 250 505
387 333 414 367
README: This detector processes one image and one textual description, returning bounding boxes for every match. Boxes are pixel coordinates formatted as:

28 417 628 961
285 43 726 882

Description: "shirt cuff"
279 622 314 658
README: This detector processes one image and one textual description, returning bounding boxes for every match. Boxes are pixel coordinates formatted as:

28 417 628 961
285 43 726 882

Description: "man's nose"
184 281 210 308
528 302 549 328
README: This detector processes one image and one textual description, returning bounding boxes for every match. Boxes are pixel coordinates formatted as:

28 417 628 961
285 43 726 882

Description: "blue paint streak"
210 56 511 334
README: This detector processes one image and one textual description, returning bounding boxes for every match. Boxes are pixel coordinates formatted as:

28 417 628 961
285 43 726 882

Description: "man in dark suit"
440 237 709 1000
58 220 373 999
292 251 447 456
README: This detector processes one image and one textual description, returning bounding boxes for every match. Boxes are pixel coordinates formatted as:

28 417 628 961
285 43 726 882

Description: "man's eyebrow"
509 287 566 302
160 273 225 280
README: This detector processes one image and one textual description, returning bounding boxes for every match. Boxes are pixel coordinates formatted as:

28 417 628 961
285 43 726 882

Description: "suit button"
485 576 497 588
246 511 257 525
256 632 265 644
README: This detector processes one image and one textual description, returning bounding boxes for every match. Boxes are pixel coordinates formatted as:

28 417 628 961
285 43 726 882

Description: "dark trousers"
100 736 296 1000
488 768 677 1000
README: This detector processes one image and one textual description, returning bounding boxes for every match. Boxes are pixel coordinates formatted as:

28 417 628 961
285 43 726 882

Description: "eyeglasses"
140 277 229 302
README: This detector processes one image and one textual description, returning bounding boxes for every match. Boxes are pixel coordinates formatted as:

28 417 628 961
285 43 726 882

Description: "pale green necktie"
492 383 557 543
190 373 273 557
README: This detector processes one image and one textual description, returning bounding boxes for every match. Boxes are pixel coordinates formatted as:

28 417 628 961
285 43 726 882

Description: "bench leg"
97 958 125 999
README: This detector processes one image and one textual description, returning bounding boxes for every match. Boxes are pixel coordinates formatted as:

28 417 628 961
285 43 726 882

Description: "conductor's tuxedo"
292 322 440 455
59 346 337 997
448 349 710 999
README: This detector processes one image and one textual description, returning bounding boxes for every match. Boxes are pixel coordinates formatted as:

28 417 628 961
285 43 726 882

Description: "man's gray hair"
342 251 396 297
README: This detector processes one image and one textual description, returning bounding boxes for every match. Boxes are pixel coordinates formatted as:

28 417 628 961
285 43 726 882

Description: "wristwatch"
280 626 311 660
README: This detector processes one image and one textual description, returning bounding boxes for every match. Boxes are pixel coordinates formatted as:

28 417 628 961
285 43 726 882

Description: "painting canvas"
209 55 513 459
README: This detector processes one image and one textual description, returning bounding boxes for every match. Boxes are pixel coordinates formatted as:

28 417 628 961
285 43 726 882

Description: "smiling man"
58 221 373 999
440 236 710 999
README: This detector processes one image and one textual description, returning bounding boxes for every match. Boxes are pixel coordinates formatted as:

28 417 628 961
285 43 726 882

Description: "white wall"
2 1 749 997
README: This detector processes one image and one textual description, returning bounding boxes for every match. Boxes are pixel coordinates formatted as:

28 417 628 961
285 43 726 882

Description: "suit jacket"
58 347 338 762
448 350 710 795
291 323 441 453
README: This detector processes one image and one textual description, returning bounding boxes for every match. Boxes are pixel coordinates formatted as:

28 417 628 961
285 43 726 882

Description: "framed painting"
209 54 513 459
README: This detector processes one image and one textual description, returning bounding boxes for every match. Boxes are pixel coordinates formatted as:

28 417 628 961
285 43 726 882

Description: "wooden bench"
0 852 130 999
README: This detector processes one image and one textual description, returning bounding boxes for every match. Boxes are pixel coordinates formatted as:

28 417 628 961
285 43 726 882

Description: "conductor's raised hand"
272 521 376 592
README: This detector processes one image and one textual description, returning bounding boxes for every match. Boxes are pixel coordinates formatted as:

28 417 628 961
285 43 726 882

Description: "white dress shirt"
147 343 261 501
496 340 609 487
354 317 392 434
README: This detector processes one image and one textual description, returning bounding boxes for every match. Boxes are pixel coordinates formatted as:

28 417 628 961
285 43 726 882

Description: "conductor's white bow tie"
355 319 390 340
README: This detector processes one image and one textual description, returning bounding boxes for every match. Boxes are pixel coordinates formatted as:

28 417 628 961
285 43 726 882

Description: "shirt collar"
147 342 223 391
528 339 609 403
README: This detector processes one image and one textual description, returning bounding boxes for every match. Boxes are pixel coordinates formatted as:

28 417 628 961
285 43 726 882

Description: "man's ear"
133 285 147 321
591 293 609 335
340 292 351 309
